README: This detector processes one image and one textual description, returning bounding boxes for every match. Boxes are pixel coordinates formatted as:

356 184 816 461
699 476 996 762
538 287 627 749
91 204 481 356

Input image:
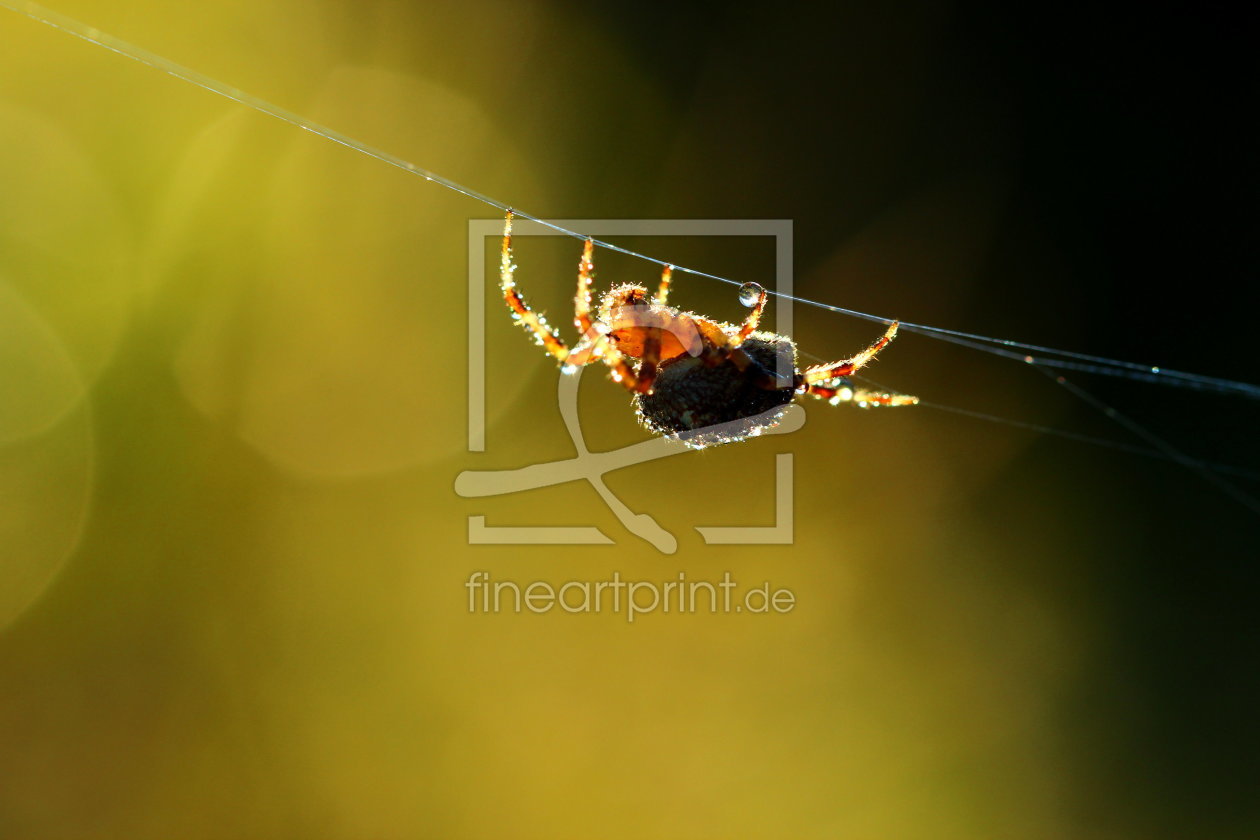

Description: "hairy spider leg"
654 265 673 305
602 344 643 391
733 284 769 345
500 210 609 370
575 237 596 335
500 211 568 359
805 381 919 407
634 331 662 395
800 321 901 384
798 321 917 405
562 236 608 368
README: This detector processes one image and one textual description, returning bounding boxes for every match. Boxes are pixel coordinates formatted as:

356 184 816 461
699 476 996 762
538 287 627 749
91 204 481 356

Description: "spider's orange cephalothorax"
599 283 729 361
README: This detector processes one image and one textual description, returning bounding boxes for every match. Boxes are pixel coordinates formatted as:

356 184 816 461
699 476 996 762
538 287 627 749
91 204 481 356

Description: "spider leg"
801 321 900 384
691 285 770 368
805 380 918 407
602 344 642 391
632 331 662 394
654 264 673 305
500 211 570 360
690 339 793 394
575 237 596 336
500 210 605 370
733 284 768 345
563 332 607 368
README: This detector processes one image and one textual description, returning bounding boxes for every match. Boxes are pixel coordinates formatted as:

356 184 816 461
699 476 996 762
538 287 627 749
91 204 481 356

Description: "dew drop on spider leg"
738 282 764 308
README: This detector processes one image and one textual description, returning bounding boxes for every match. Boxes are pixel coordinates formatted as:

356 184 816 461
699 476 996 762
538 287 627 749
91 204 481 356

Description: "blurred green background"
1 1 1256 837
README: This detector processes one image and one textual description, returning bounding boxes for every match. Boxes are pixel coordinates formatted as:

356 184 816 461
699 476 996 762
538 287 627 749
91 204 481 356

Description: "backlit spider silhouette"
499 211 918 447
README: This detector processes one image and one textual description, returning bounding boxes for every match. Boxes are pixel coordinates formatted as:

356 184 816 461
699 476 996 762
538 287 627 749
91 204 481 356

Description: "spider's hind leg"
805 379 918 408
801 321 900 383
798 321 915 406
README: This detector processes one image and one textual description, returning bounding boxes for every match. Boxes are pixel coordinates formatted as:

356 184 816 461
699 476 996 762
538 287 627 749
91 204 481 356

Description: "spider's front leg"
499 210 604 369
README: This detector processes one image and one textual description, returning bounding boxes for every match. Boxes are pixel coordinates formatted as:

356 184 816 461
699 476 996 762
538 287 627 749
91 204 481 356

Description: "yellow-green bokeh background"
2 1 1257 838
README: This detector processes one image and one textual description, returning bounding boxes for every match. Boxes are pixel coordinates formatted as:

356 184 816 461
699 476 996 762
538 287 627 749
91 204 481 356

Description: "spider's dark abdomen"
633 333 798 448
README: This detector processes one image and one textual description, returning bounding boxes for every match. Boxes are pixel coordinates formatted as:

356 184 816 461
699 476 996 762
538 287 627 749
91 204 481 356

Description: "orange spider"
499 211 918 447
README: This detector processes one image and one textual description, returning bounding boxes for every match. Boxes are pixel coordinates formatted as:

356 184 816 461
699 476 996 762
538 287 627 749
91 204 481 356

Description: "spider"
498 211 918 447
